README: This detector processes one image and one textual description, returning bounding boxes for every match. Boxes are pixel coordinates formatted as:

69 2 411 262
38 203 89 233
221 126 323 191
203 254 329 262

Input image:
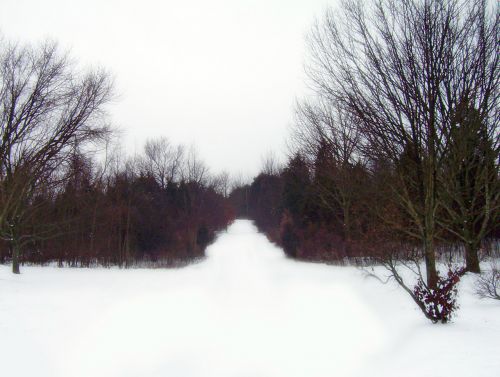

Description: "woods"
230 0 499 322
0 39 232 272
0 0 498 325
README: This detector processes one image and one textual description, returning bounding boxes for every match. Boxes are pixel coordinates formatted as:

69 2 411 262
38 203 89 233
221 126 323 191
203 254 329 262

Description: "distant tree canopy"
0 138 234 270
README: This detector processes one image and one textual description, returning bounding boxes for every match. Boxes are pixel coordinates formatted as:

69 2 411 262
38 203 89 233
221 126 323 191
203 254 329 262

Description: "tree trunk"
343 202 351 257
124 201 131 268
465 242 481 273
11 243 20 274
424 236 438 289
423 159 438 289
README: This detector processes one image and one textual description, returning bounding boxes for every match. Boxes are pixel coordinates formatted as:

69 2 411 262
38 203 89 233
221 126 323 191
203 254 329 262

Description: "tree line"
230 0 499 323
0 38 233 273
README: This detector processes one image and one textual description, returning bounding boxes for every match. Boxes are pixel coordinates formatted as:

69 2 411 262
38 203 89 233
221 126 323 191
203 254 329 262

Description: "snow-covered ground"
0 220 498 377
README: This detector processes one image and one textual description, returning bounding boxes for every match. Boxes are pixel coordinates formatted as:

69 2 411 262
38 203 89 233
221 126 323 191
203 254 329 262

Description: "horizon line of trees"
1 139 234 269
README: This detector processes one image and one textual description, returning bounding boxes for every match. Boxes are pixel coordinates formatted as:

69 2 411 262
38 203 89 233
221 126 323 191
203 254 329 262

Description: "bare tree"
260 151 282 176
439 101 500 272
230 173 251 192
307 0 499 287
475 263 500 300
140 137 185 188
292 99 361 166
0 38 113 273
292 98 365 255
182 145 209 185
210 171 231 197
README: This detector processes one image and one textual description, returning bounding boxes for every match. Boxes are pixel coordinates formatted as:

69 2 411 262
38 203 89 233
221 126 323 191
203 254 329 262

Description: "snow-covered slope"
0 220 498 376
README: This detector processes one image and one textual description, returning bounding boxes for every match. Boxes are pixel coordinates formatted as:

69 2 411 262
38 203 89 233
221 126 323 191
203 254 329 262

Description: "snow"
0 219 499 377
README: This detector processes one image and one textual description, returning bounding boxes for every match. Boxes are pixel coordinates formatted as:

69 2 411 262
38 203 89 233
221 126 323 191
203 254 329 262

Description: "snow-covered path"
0 220 499 377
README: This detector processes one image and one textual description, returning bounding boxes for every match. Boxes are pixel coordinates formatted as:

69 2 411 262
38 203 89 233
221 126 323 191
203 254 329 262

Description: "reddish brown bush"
413 267 466 323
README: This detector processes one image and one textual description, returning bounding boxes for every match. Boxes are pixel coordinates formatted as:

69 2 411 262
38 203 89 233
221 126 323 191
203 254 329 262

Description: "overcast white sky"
0 0 332 177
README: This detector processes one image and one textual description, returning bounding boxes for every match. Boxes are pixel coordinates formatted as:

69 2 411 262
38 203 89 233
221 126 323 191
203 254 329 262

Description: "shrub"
475 264 500 300
413 267 466 323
